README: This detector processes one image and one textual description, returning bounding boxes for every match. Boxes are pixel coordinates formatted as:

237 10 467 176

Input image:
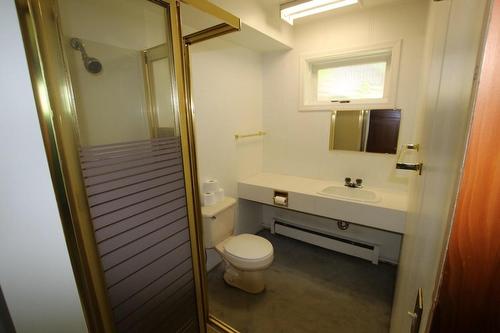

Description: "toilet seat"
217 234 274 271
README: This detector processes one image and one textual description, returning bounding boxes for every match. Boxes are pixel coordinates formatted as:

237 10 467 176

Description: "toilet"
202 196 273 294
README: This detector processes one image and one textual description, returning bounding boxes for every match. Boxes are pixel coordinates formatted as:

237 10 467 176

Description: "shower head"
70 38 102 74
84 57 103 74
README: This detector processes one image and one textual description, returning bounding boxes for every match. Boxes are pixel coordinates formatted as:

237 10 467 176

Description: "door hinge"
409 288 424 333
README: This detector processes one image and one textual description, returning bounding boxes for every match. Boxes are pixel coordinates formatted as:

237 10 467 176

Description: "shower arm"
70 38 88 61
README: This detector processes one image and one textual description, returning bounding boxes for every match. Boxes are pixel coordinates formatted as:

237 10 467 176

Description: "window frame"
299 40 402 111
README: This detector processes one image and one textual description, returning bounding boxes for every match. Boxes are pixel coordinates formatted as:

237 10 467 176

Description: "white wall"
58 0 166 51
190 37 265 271
262 0 429 191
59 0 170 147
191 38 264 198
0 1 87 332
66 39 150 146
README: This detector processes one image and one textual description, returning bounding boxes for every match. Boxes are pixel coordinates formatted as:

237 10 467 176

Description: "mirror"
329 109 401 154
143 44 178 137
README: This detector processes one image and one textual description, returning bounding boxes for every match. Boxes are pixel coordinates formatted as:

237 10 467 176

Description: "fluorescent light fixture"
280 0 359 25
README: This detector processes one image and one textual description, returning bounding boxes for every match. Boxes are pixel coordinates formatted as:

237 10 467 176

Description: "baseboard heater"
271 219 380 264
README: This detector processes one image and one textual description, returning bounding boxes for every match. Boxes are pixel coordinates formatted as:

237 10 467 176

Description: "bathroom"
189 0 487 332
1 0 498 333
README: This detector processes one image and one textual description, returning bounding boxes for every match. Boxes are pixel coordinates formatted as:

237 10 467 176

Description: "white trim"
299 40 402 111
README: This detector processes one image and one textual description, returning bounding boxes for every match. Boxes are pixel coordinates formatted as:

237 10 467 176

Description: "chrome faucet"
344 177 363 188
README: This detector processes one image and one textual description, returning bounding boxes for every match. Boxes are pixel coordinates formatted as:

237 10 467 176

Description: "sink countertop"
239 173 408 212
238 173 409 233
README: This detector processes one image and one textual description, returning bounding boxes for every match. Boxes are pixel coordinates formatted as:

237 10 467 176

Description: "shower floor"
207 230 397 333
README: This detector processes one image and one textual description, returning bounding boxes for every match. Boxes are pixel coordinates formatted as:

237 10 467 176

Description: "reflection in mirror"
329 109 401 154
143 44 178 137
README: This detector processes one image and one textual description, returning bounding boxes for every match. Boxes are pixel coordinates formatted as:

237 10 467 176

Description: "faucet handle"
355 178 363 187
345 177 351 185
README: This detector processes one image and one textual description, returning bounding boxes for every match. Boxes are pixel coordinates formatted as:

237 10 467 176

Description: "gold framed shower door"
14 0 240 332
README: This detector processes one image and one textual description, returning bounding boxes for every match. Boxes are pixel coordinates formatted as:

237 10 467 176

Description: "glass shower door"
58 0 198 331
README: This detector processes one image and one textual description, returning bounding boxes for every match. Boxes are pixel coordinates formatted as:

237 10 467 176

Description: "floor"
207 230 397 333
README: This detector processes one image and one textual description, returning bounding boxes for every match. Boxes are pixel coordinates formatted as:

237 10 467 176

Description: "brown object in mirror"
330 109 401 154
365 109 401 154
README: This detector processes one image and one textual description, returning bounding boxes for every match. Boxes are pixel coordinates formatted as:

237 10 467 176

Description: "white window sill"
299 101 396 112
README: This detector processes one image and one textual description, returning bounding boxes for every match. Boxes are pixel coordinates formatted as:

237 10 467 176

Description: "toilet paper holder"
273 190 288 207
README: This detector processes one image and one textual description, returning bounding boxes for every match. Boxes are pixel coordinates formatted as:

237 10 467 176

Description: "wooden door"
430 1 500 332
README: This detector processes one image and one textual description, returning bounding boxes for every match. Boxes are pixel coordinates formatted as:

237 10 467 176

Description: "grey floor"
208 230 397 333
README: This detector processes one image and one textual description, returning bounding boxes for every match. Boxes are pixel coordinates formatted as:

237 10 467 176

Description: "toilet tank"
201 197 237 248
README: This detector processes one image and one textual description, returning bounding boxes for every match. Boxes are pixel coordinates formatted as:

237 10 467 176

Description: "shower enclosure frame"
14 0 240 332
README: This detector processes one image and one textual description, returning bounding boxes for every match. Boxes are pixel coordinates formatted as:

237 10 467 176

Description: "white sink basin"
318 185 381 203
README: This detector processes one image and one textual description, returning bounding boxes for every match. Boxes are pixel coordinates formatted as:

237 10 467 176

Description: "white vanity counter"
238 173 408 234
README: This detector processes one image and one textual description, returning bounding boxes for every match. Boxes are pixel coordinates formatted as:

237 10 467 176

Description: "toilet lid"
224 234 273 260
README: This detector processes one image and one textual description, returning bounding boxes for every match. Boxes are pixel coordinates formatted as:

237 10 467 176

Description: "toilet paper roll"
273 196 288 206
215 188 225 202
202 179 219 193
203 192 217 206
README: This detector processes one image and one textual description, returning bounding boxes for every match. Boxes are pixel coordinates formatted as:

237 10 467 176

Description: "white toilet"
202 196 273 294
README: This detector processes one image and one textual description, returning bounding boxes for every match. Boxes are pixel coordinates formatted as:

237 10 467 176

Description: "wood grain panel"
431 2 500 332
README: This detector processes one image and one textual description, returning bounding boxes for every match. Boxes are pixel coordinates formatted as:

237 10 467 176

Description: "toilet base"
223 263 266 294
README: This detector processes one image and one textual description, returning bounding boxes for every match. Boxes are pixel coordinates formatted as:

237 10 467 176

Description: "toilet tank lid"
201 196 237 218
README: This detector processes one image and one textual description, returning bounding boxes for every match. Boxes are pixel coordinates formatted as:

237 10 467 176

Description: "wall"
190 37 264 270
58 0 166 51
390 0 489 332
191 38 264 199
262 0 429 192
0 1 87 332
59 0 169 146
66 39 150 146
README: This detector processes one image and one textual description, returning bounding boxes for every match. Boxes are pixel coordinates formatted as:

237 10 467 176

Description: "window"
300 41 401 111
317 60 387 101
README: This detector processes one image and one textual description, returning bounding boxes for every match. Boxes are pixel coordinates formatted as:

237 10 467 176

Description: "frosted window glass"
317 61 387 101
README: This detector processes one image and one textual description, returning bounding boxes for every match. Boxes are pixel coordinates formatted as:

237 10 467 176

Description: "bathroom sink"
318 185 380 203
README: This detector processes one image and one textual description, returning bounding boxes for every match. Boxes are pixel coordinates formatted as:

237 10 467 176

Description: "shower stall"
15 0 240 332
